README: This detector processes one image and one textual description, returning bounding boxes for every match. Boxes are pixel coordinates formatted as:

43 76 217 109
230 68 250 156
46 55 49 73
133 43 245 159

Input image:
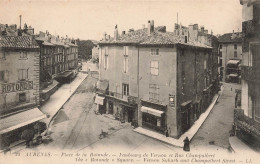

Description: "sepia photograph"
0 0 260 163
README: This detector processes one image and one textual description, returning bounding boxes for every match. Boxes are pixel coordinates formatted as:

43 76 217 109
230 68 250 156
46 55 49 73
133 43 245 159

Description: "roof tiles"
0 36 39 49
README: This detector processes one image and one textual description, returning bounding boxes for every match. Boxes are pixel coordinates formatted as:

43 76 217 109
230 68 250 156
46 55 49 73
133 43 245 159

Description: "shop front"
0 107 46 149
120 103 136 123
141 106 166 133
94 94 106 114
180 100 192 134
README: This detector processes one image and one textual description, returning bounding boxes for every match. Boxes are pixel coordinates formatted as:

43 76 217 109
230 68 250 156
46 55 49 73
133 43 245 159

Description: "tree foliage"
77 39 96 60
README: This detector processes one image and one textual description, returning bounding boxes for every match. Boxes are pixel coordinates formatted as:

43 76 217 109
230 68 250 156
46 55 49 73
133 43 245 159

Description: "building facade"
97 21 219 138
0 34 46 148
233 0 260 150
218 32 242 82
35 31 79 103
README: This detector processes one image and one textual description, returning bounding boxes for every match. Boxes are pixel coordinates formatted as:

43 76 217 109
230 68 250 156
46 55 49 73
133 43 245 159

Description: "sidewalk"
40 72 88 126
134 86 224 148
229 136 259 155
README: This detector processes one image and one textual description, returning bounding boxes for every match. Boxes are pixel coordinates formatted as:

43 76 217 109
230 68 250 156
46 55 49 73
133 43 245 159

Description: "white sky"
0 0 242 40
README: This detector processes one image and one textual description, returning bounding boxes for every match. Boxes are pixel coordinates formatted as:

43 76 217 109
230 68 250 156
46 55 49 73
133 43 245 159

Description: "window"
103 47 109 70
0 51 6 59
219 51 222 57
185 36 188 43
0 71 4 81
104 55 108 70
150 61 159 75
234 44 237 50
18 69 28 80
19 93 26 103
123 56 128 73
151 48 159 55
122 83 129 96
149 84 159 102
20 52 27 59
219 44 222 49
219 59 223 67
253 96 260 123
234 51 238 58
204 59 207 70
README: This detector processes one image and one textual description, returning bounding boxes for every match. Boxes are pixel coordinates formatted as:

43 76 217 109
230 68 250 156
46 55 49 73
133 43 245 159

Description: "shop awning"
59 71 73 78
227 60 240 65
0 108 46 135
141 106 164 117
96 80 109 91
229 74 238 77
95 95 105 105
181 100 192 107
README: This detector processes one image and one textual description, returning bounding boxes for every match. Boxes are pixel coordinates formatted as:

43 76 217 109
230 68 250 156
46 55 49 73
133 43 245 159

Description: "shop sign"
157 119 161 127
1 81 33 93
169 94 175 107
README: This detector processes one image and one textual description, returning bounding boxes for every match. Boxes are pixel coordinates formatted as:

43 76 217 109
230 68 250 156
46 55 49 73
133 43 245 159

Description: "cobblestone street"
191 82 242 151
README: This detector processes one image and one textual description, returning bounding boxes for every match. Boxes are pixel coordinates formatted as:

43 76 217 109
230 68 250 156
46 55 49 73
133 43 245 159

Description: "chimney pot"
114 24 118 40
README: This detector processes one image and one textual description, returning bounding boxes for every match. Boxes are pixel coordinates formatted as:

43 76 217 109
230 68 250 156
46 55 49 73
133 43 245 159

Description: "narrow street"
191 82 242 151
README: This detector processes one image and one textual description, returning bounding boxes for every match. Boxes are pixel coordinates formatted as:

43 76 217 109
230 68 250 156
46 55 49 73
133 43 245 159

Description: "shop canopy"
227 60 240 65
95 95 105 105
141 106 164 117
0 108 46 135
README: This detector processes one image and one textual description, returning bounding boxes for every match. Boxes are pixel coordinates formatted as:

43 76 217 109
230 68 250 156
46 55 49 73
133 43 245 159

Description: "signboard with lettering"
169 94 175 107
1 81 33 93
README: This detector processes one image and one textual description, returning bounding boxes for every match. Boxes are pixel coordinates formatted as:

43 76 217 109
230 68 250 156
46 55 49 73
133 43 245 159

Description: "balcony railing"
105 91 138 105
234 109 260 140
241 65 260 82
242 20 260 37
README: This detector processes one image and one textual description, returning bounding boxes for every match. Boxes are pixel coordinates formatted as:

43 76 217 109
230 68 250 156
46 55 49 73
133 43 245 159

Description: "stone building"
0 32 46 147
96 21 220 138
35 31 79 103
218 32 242 82
233 0 260 150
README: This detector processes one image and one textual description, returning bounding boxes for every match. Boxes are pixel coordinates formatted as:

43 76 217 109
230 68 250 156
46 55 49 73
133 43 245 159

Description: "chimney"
201 26 204 32
107 35 110 39
121 31 126 35
148 20 151 35
114 24 118 40
233 30 234 33
19 15 22 29
193 24 198 30
103 32 107 40
150 20 154 32
204 30 208 34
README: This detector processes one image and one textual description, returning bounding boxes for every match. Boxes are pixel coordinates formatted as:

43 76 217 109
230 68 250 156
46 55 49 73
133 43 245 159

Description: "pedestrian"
183 137 190 152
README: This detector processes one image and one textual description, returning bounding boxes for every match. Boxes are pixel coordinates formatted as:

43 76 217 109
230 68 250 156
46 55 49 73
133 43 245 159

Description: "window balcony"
241 65 260 83
234 109 260 148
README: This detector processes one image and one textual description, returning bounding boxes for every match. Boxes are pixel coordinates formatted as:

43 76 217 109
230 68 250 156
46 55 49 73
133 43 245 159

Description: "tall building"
218 32 242 82
233 0 260 150
96 21 219 138
0 29 46 148
35 31 79 103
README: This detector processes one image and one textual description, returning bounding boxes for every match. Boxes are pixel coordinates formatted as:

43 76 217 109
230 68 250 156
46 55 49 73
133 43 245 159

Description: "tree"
77 40 96 60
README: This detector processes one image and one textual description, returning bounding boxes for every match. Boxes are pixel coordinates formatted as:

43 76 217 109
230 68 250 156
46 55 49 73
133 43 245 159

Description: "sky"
0 0 242 41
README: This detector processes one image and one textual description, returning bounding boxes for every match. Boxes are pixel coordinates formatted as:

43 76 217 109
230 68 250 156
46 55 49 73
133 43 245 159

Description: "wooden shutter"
4 70 9 82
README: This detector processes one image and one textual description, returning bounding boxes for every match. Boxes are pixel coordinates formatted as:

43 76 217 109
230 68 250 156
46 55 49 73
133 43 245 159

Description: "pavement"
134 85 224 148
40 71 87 127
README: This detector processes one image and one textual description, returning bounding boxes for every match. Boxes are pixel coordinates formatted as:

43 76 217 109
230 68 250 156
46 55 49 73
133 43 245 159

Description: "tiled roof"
0 36 39 49
99 27 212 49
218 33 242 43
